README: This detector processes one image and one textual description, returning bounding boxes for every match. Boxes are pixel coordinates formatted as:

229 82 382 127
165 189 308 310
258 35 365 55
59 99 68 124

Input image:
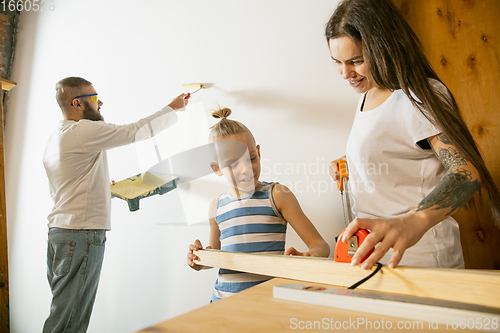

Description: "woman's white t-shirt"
346 84 464 268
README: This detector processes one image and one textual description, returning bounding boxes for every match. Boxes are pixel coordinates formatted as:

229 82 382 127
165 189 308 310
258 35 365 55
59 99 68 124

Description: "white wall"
5 1 359 332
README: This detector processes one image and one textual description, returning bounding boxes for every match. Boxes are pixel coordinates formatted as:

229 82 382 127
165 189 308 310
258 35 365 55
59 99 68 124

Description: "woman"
326 0 500 269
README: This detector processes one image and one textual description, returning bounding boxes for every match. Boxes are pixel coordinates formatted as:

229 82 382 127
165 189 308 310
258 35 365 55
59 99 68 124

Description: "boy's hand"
284 247 312 257
168 93 189 111
187 239 212 270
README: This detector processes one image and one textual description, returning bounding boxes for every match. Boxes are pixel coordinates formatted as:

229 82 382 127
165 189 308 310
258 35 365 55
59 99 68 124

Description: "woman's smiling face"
329 36 379 94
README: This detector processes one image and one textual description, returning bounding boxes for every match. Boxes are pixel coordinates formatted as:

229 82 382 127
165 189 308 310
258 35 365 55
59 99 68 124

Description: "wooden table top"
136 277 483 332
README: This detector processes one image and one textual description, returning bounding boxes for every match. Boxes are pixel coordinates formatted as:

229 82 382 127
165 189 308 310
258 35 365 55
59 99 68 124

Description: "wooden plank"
0 82 10 331
194 249 500 309
274 283 500 331
392 0 500 269
136 278 481 333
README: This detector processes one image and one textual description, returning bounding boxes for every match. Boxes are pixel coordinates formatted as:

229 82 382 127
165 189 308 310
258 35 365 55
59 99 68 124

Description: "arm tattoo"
417 137 480 215
436 133 451 145
438 147 466 170
416 170 480 215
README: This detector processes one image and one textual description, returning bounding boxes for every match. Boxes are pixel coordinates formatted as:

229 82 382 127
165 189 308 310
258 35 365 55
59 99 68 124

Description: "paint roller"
182 83 204 99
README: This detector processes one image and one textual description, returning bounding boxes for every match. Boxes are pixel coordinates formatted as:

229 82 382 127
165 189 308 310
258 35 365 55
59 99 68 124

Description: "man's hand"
168 93 189 111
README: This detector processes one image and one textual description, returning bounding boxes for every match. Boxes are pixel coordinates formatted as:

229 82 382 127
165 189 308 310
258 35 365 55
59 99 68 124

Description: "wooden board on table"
136 278 484 333
194 249 500 309
274 283 500 331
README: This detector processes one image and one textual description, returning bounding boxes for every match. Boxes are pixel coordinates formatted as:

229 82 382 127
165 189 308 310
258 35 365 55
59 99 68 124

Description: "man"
42 77 188 332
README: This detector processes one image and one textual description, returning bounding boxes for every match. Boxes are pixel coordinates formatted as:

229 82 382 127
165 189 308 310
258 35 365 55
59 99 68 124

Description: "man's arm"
78 93 188 152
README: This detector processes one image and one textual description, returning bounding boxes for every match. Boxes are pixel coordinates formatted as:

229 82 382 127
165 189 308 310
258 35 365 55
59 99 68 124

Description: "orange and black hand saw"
333 159 373 263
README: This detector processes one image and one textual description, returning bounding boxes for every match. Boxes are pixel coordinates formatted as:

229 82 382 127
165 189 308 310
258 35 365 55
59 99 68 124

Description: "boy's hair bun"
212 107 232 120
209 106 251 141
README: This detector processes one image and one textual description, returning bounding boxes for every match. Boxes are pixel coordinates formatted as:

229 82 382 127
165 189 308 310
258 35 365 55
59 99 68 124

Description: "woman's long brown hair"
325 0 500 223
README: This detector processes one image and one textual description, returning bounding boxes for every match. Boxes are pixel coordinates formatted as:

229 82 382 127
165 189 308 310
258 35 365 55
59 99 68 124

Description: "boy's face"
211 132 261 196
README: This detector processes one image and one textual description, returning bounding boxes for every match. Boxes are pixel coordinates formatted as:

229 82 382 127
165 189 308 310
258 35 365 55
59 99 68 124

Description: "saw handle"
337 159 348 191
334 159 374 263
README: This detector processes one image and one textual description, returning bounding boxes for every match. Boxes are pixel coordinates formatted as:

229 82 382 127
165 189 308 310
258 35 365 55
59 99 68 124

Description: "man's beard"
82 101 104 121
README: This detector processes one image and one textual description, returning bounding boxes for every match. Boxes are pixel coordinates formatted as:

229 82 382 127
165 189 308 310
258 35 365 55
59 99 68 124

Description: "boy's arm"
208 198 221 250
272 184 330 257
187 199 221 270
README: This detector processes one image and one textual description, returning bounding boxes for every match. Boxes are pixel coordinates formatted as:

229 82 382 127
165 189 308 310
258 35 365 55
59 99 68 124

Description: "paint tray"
110 173 178 211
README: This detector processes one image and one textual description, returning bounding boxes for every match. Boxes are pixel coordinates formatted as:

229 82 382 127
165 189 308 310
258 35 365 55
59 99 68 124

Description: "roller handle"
183 86 203 99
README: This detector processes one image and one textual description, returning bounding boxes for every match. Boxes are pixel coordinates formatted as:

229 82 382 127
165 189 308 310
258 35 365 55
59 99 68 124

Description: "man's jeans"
43 228 107 333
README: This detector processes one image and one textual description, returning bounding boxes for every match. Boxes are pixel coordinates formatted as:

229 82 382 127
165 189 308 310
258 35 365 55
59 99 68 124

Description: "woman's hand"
342 211 430 269
328 155 346 183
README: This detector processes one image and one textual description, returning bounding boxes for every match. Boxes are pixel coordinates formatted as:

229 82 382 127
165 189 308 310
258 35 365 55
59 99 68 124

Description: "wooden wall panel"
0 85 9 331
392 0 500 268
0 79 15 332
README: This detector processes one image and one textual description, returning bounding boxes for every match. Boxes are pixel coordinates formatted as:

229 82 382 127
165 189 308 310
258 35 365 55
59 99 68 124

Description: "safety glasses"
71 93 98 106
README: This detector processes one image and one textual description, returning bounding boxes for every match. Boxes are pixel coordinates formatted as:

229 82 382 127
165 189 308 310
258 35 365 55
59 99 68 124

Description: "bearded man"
43 76 188 332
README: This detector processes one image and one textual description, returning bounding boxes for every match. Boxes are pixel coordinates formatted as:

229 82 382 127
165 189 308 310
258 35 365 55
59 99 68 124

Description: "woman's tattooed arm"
416 134 480 216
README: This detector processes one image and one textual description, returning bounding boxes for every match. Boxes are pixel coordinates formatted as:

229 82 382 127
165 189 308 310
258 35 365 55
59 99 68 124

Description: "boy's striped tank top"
211 181 287 302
